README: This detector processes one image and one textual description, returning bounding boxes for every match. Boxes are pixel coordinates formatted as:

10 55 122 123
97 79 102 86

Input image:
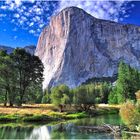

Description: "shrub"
135 90 140 101
120 101 140 130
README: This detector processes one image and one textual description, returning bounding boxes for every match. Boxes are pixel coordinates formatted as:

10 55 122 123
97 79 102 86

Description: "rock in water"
35 7 140 89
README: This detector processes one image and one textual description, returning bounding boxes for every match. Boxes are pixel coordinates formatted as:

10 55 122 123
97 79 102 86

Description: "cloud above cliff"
0 0 134 36
58 0 134 22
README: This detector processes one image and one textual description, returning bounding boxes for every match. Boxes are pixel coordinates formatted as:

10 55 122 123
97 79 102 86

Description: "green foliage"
0 50 17 106
50 84 71 112
109 61 140 104
11 49 44 106
48 111 88 119
108 88 118 104
66 112 88 119
99 82 112 103
0 49 44 106
42 90 50 103
51 84 70 105
73 83 111 111
48 112 67 119
73 84 95 108
73 84 96 111
49 82 111 112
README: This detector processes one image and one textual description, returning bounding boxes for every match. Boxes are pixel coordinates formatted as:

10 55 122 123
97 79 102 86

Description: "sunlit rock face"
35 7 140 89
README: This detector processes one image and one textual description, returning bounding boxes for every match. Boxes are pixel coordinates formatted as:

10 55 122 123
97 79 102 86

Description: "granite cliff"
35 7 140 89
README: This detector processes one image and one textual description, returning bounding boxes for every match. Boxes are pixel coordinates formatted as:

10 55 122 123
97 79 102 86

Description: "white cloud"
15 0 21 6
58 0 131 22
14 13 20 18
0 0 135 36
29 22 34 26
0 14 6 17
29 29 35 34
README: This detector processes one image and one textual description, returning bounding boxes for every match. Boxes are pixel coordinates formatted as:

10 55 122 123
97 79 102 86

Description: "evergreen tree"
109 61 140 104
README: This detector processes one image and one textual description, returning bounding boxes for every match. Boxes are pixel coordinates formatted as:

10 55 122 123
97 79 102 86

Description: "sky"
0 0 140 48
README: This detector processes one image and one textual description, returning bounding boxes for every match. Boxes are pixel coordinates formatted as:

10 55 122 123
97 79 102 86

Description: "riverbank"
0 104 119 122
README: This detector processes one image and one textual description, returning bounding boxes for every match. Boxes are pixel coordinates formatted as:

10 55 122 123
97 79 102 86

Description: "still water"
0 114 122 139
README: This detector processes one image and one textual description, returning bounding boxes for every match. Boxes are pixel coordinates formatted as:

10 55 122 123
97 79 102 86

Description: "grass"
22 114 55 122
48 111 88 119
0 104 58 122
66 112 88 119
97 104 121 109
0 114 55 122
0 103 120 122
0 104 57 115
0 114 18 122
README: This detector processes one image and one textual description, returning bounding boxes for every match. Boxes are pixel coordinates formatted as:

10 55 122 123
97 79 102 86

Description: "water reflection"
0 114 121 139
0 123 114 139
27 126 51 140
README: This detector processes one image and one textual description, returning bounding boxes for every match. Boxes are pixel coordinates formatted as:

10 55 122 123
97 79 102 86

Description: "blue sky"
0 0 140 48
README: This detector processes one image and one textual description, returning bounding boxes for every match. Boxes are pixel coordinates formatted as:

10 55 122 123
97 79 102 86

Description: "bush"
135 90 140 101
120 101 140 130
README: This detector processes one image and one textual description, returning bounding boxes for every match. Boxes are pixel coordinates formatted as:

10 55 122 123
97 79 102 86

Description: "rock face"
0 45 36 55
35 7 140 89
0 45 14 54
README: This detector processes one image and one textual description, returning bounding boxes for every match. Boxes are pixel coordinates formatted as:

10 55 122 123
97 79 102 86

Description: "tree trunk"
4 90 7 107
9 101 13 107
18 87 26 107
59 104 63 112
7 88 13 107
18 97 23 107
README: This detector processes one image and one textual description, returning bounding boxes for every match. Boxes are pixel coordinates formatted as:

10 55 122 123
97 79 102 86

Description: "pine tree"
109 61 140 104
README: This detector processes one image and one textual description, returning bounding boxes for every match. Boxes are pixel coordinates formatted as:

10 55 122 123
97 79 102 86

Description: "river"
0 114 123 139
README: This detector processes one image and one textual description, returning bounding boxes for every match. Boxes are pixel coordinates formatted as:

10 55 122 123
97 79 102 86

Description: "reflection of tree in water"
51 123 78 139
74 114 122 126
52 123 76 132
0 126 33 139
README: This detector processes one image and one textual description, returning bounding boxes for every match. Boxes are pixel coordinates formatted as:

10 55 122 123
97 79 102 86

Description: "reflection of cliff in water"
0 123 76 140
27 125 51 140
0 125 51 140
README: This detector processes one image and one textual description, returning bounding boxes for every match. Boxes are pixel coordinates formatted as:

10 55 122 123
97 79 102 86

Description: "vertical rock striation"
35 7 140 89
